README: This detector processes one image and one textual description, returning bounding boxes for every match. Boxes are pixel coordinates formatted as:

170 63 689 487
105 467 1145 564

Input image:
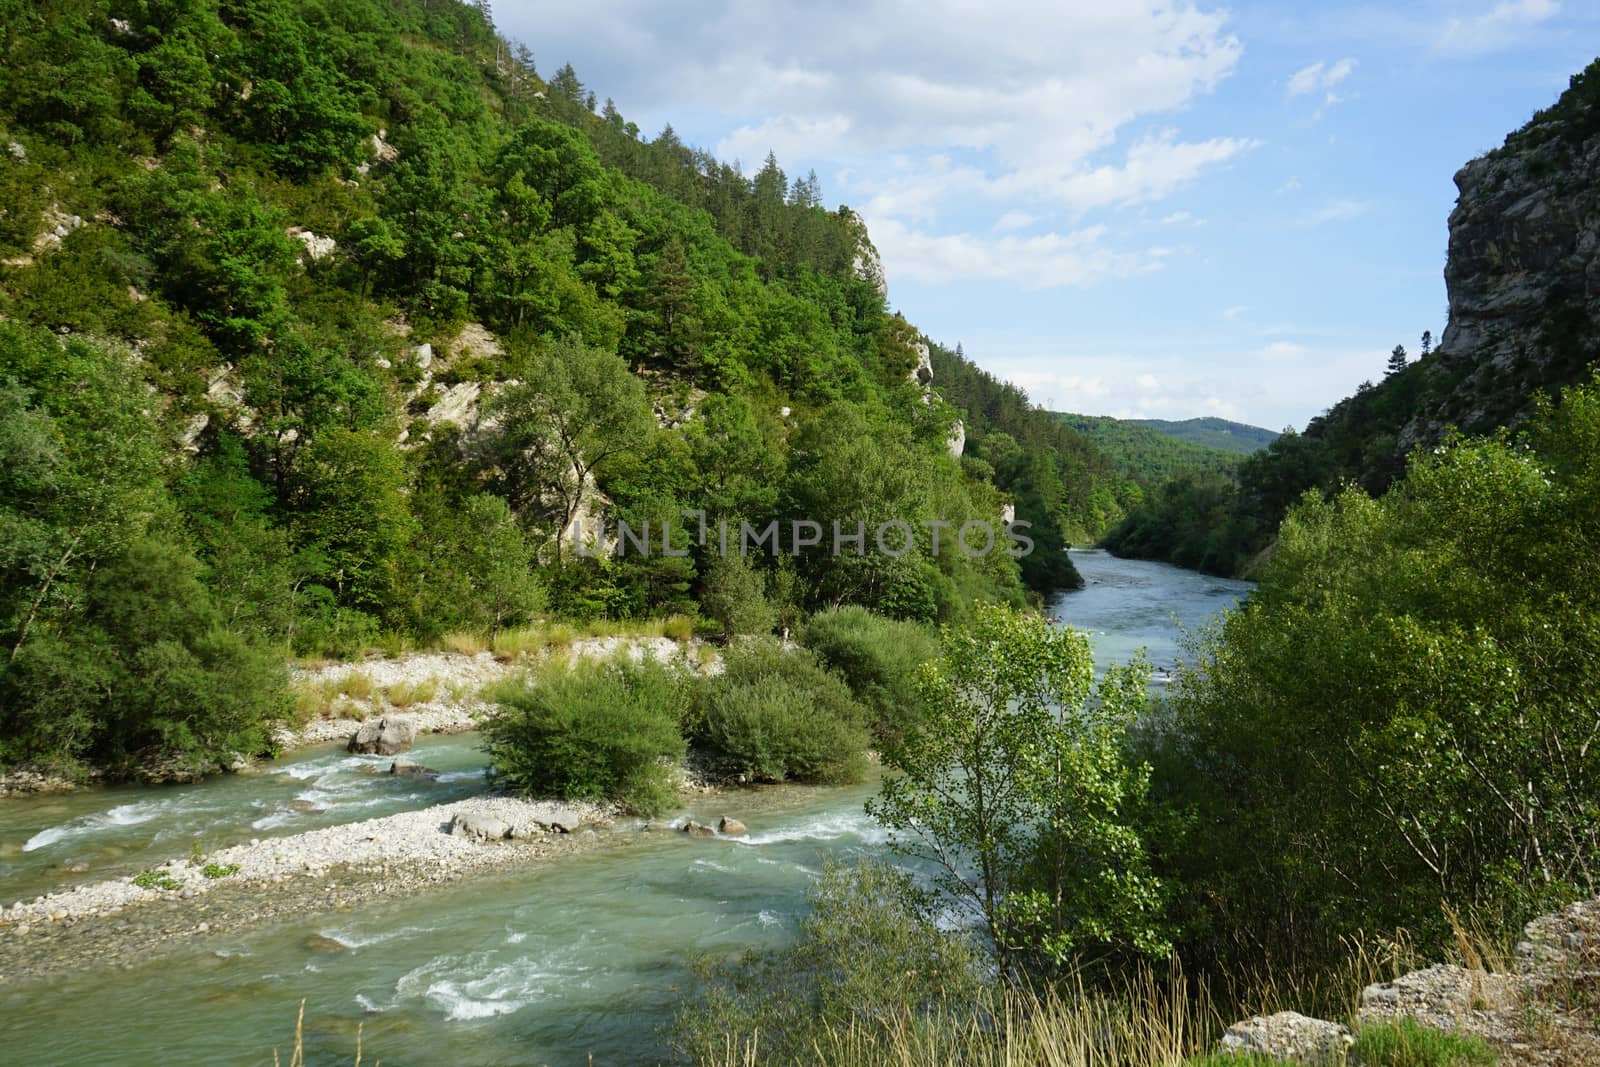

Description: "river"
0 550 1250 1065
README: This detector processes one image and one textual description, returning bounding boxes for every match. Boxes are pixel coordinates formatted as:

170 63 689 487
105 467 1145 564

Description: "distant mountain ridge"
1124 417 1279 455
1053 412 1245 486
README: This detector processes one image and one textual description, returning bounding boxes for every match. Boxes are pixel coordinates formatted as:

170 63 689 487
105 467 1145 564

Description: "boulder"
544 808 584 834
680 820 717 839
287 799 325 813
1217 1011 1351 1066
347 715 416 755
303 934 348 953
389 759 439 779
450 812 510 842
716 816 748 836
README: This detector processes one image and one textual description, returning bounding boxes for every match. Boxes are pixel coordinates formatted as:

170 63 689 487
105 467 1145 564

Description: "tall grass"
696 973 1224 1067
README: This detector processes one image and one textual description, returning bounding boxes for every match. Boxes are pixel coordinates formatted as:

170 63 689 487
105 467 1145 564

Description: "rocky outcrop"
946 418 966 459
32 205 83 254
1395 62 1600 454
841 208 887 302
346 715 416 755
1216 896 1600 1066
287 226 336 262
911 341 934 387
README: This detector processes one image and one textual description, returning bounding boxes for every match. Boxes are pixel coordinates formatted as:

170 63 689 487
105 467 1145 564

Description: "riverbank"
285 636 718 747
0 794 620 983
0 636 722 797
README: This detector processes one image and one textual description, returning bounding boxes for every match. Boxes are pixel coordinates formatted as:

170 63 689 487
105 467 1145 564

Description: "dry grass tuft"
438 631 488 655
384 677 440 708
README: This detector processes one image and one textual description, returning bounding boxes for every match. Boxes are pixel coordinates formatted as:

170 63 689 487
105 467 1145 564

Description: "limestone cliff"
1395 59 1600 453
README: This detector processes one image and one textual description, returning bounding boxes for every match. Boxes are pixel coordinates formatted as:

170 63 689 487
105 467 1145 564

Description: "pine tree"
650 236 698 368
1386 344 1408 376
551 63 584 104
1420 329 1433 358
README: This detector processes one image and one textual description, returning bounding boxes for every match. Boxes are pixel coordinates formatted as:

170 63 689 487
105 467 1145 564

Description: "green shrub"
483 658 691 815
1350 1019 1498 1067
697 640 869 784
699 553 776 638
799 605 938 742
201 862 241 879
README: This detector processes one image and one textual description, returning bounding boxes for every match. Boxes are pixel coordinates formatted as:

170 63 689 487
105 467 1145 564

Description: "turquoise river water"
0 549 1251 1065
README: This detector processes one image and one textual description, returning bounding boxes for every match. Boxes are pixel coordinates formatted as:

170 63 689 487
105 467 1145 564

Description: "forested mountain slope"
1105 57 1600 577
1124 416 1277 455
1054 412 1244 485
0 0 1118 777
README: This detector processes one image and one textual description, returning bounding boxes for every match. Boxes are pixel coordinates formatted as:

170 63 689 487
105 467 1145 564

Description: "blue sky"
495 1 1598 431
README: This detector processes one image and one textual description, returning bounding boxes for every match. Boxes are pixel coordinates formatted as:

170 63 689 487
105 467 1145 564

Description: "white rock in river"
347 715 416 756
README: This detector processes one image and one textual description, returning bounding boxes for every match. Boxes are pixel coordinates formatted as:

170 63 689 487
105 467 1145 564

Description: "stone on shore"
717 816 747 835
449 812 510 842
1218 1011 1351 1065
544 808 583 833
347 715 416 755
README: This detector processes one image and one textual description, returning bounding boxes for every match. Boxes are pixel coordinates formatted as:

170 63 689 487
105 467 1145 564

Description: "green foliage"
1159 384 1600 968
870 604 1168 977
673 859 987 1065
0 326 286 775
483 657 689 814
1350 1020 1498 1067
798 605 938 742
201 862 241 880
1103 472 1254 577
132 870 183 892
697 640 869 784
698 552 776 638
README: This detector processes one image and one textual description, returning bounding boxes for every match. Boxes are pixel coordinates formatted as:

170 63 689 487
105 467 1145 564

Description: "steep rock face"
1399 62 1600 452
841 207 888 302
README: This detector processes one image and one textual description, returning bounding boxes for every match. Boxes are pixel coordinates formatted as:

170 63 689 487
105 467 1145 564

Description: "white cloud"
1300 198 1370 225
1221 305 1248 320
1438 0 1560 56
1286 57 1357 98
994 211 1039 232
1263 341 1308 358
868 218 1162 290
1160 210 1192 225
